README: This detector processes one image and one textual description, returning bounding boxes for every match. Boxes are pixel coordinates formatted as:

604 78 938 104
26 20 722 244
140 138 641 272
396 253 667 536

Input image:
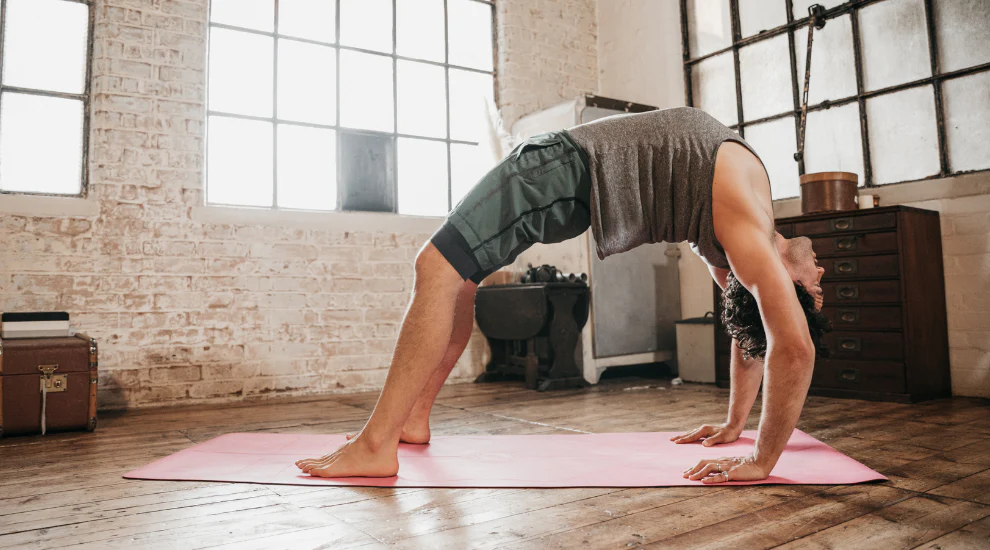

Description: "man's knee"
414 243 462 287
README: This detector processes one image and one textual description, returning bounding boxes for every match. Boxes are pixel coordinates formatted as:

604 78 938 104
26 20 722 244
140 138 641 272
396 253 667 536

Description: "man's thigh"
431 131 592 284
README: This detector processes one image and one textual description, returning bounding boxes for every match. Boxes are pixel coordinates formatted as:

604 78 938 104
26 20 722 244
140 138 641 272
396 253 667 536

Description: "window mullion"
922 0 948 176
335 0 342 211
849 5 873 187
444 0 452 211
272 0 280 210
392 0 399 213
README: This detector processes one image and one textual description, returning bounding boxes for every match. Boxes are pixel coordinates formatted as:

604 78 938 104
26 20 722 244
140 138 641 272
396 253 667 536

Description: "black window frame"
205 0 498 214
0 0 95 198
680 0 990 191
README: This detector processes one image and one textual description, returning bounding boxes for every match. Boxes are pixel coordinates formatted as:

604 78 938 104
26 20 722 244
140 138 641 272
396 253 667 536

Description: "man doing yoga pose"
296 107 830 484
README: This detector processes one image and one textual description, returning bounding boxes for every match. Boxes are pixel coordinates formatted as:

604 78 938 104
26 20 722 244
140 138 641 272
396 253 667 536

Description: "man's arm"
681 227 814 480
722 223 815 475
671 267 764 446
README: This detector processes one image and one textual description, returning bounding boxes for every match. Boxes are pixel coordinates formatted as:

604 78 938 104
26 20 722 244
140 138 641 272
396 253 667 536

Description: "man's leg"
346 278 478 444
294 243 464 477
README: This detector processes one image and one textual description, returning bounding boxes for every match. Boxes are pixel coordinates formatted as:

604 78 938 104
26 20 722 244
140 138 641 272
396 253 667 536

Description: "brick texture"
910 194 990 398
0 0 601 408
496 0 598 129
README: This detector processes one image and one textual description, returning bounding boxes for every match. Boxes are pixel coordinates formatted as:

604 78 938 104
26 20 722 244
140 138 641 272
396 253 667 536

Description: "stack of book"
1 312 74 339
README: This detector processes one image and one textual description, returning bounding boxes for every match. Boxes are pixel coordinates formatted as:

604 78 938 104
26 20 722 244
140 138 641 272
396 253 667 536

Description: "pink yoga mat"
124 430 886 487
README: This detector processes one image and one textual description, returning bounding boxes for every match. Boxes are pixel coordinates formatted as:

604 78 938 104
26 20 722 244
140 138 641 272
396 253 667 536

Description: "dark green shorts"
431 130 591 283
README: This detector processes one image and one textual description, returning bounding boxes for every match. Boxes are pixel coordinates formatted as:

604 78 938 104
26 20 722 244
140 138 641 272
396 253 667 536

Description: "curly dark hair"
721 272 832 360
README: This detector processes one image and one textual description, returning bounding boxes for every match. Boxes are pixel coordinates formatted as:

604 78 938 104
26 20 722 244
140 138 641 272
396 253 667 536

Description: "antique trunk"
714 205 951 403
0 334 98 437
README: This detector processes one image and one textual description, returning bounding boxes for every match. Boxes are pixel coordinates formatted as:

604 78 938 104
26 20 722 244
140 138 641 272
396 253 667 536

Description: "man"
295 107 831 484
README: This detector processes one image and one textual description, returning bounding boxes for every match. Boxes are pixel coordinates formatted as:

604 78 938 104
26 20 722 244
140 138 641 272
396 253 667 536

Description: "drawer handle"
835 236 858 251
839 368 860 382
835 260 858 275
839 337 861 351
838 309 859 323
836 285 859 299
832 218 854 231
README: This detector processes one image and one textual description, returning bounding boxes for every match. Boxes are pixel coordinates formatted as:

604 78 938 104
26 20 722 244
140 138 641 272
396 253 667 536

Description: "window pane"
859 0 931 92
397 0 445 63
210 0 274 32
279 0 336 43
277 39 335 125
690 52 737 126
686 0 732 58
794 14 857 105
339 0 393 54
791 0 844 20
934 0 990 73
739 34 793 121
2 0 88 94
208 28 273 117
804 102 865 182
448 0 493 71
398 138 448 217
339 50 394 132
339 132 395 212
943 72 990 172
451 143 491 206
397 61 447 138
738 0 786 39
743 118 799 200
207 116 274 207
277 125 336 210
866 86 940 184
0 93 83 195
449 69 494 142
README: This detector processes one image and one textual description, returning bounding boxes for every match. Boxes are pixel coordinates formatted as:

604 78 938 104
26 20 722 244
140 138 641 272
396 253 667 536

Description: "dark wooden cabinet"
713 205 951 402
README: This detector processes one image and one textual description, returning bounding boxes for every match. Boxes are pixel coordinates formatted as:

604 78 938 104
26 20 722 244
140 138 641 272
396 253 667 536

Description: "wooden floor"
2 377 990 549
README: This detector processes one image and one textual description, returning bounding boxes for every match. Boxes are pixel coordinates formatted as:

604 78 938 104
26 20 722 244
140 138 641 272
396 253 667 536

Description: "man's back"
565 107 763 269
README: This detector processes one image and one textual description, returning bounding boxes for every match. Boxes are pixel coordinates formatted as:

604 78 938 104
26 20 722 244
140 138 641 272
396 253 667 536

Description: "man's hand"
670 423 742 447
682 454 768 484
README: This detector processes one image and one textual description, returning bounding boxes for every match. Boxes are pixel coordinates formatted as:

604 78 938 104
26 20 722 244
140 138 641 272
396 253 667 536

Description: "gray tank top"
564 107 762 270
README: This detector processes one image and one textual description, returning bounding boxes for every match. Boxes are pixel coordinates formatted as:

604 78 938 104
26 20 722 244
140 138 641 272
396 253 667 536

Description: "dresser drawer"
811 231 899 257
795 212 896 236
820 254 899 279
777 223 794 238
822 306 902 330
812 360 905 394
823 279 900 303
824 331 903 360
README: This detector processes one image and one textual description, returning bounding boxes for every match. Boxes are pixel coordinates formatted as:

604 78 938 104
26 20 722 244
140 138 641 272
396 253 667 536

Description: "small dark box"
0 334 99 438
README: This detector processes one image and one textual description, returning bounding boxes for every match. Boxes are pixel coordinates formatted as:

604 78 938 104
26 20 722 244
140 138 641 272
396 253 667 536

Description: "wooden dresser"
713 205 951 402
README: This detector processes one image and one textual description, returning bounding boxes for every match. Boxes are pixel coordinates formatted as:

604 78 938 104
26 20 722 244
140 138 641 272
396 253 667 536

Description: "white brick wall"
496 0 598 129
0 0 601 409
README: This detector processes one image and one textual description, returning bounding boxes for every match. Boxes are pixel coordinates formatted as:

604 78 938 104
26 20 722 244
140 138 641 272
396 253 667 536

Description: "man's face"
776 234 825 310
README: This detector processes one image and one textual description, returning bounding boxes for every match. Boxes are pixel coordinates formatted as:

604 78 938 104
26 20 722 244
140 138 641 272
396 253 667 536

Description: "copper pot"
800 172 859 214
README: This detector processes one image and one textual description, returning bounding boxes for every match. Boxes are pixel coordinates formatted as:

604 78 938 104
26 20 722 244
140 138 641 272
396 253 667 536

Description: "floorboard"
1 377 988 549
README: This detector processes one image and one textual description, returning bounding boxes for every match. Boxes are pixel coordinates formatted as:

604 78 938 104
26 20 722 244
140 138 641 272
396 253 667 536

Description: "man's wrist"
750 449 777 473
724 419 745 432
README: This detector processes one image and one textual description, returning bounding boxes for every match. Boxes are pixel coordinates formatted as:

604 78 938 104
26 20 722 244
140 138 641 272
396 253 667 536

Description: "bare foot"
346 421 430 445
295 436 399 478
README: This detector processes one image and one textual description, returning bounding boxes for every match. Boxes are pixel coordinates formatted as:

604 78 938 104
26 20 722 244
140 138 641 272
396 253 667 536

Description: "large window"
682 0 990 199
206 0 496 217
0 0 92 196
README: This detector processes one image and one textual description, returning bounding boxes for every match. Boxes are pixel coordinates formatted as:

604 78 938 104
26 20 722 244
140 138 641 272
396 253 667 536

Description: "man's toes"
345 432 356 440
302 450 344 473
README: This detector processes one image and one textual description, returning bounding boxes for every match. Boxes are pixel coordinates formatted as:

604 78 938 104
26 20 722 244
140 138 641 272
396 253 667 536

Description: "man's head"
775 234 825 310
721 235 831 360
